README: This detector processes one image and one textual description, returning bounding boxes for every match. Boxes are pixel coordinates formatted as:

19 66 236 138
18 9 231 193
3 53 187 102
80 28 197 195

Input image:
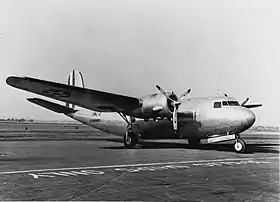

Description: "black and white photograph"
0 0 279 201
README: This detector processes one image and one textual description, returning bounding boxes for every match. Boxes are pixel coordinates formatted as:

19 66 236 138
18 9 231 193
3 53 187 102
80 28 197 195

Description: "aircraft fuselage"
67 95 256 140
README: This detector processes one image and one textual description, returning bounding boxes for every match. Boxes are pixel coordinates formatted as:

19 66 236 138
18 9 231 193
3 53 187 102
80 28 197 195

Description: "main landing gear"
118 112 138 149
234 134 246 153
124 131 137 148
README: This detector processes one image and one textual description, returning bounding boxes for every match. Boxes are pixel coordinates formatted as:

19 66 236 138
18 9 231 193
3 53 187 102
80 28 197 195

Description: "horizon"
0 116 279 128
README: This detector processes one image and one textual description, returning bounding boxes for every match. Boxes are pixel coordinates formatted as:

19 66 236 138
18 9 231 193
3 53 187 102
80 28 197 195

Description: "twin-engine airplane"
6 70 262 153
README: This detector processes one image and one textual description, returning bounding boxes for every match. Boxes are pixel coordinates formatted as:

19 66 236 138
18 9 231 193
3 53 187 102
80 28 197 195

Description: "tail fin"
66 69 85 109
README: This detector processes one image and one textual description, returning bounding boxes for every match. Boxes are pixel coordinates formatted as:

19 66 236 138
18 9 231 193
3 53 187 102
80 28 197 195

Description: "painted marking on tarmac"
28 170 104 179
114 160 271 173
0 157 277 179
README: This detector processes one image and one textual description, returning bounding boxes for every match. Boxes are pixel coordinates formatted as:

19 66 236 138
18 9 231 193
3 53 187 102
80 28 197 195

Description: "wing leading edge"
6 76 141 114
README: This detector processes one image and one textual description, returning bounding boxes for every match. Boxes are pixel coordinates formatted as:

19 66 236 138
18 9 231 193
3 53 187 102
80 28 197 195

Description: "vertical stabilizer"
66 69 85 109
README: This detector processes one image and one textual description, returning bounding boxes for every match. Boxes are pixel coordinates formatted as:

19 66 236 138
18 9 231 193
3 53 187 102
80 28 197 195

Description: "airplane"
6 70 262 153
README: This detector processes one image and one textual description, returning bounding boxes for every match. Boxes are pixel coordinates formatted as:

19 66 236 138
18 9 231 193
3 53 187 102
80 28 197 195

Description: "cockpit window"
214 102 221 108
222 101 228 106
228 101 240 106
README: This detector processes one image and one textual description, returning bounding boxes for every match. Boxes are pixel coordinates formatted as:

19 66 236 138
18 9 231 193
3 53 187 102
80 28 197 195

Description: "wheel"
124 132 137 148
188 138 201 147
234 139 246 153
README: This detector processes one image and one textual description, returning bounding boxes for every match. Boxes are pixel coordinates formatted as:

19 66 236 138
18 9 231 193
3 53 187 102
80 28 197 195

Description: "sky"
0 0 279 126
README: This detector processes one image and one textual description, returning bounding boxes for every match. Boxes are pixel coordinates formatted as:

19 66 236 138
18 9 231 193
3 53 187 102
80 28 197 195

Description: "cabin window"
214 102 221 108
222 101 228 106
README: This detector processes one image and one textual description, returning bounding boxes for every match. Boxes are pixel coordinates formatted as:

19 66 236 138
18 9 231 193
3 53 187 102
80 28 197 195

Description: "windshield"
228 101 240 106
222 101 228 106
215 100 240 108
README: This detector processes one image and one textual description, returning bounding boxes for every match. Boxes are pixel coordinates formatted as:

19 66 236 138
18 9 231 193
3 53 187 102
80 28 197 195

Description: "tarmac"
0 123 279 201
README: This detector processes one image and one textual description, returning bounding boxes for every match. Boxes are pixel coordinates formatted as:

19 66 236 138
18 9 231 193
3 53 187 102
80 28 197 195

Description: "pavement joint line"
0 156 278 175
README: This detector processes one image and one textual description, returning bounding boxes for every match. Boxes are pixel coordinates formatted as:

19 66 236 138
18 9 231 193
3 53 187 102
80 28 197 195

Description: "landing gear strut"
234 134 246 153
118 112 138 148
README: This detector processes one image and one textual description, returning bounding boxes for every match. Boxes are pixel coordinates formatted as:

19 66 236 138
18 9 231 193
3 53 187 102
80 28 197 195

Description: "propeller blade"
173 107 178 131
156 85 168 97
243 104 262 108
241 97 249 106
178 89 191 101
156 85 177 102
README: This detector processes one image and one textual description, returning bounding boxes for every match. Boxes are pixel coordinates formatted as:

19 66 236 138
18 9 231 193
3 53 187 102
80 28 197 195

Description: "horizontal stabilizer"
27 98 77 114
243 104 262 109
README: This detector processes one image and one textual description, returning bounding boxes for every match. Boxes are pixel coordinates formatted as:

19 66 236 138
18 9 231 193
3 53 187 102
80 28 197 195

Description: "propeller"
241 97 249 106
156 85 191 132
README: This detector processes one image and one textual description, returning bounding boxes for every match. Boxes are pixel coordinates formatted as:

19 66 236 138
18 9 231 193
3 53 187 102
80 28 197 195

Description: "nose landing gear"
234 134 246 153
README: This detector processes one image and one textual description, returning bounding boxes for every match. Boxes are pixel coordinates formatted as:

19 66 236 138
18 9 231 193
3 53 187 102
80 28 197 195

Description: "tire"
124 132 137 149
234 139 246 153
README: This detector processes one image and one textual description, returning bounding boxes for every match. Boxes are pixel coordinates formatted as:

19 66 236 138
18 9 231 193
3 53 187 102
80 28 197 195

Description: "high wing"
6 76 141 114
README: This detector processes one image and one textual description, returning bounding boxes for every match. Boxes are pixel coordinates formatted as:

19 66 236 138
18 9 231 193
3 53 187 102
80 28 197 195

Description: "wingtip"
6 76 20 85
6 76 17 86
27 98 40 104
26 98 35 101
6 76 26 87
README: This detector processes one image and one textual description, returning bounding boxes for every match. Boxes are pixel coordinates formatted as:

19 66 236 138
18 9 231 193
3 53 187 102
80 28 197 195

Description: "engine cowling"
139 92 178 118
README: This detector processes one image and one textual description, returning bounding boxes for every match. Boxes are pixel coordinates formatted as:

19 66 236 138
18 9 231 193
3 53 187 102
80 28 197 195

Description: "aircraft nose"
243 109 256 129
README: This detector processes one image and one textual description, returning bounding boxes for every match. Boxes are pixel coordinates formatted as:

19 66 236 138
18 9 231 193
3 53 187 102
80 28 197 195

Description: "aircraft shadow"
101 141 280 154
1 137 278 154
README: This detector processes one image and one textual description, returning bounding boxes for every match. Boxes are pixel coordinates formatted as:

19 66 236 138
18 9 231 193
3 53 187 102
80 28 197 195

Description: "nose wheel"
234 135 246 153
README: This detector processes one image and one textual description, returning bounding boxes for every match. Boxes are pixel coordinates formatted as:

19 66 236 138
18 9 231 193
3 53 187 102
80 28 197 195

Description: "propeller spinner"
156 85 191 132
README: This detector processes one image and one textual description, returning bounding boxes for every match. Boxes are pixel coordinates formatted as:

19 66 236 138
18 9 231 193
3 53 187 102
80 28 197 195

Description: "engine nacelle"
137 92 177 119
